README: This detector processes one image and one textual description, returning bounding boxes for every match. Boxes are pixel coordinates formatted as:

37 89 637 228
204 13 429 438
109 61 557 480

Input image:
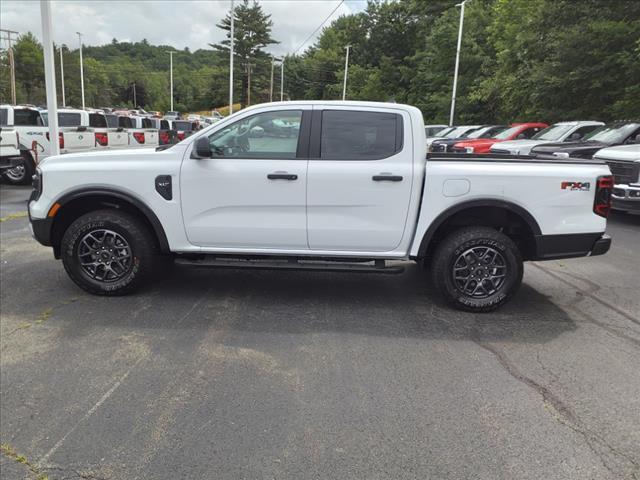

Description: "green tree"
213 0 278 108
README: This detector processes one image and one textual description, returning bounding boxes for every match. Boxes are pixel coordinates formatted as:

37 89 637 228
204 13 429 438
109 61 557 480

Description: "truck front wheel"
60 209 155 295
431 227 523 312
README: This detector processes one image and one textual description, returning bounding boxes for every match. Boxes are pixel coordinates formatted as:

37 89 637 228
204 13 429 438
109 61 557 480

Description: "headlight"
465 147 474 153
31 168 43 201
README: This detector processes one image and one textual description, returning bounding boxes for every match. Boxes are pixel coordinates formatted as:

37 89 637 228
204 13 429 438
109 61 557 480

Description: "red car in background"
452 122 548 154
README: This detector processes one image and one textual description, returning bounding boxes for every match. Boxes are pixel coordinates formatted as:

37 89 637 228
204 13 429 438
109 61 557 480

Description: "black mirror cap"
191 136 211 159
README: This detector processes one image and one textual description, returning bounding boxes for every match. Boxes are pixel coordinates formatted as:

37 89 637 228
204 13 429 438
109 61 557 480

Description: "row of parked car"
0 104 222 185
424 121 640 213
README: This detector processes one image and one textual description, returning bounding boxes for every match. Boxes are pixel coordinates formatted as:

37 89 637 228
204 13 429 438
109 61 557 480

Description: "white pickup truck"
594 144 640 213
28 101 613 311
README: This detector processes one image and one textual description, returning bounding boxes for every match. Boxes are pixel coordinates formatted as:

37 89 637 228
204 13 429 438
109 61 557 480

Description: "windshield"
532 124 574 141
467 126 507 139
444 127 475 138
430 126 454 137
493 126 523 140
582 124 639 143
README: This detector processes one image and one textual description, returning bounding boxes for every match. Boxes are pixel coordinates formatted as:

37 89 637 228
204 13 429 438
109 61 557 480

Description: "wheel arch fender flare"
416 199 542 259
52 187 170 254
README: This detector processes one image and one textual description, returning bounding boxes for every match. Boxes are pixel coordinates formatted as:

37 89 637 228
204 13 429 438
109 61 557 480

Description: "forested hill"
1 0 638 124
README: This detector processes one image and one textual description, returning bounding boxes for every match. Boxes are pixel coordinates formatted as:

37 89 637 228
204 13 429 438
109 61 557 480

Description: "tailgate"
144 129 159 146
107 130 129 149
61 129 95 153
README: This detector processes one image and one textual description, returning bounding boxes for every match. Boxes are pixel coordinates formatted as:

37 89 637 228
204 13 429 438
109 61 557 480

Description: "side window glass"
573 125 598 139
207 110 302 159
520 127 541 139
320 110 402 160
0 108 7 126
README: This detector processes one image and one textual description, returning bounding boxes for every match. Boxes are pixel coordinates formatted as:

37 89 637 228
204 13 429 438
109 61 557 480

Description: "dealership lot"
1 183 639 479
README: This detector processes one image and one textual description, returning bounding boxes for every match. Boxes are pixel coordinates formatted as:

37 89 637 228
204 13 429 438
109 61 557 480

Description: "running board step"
174 257 405 274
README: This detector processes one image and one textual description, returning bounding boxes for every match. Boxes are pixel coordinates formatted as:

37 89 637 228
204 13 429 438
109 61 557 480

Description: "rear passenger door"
306 107 414 252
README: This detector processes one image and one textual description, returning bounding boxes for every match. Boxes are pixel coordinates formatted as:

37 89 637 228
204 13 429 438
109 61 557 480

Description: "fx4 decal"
561 181 590 191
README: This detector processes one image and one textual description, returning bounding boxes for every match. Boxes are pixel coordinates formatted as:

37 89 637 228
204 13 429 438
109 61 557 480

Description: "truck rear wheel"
60 209 155 295
431 227 523 312
2 152 35 185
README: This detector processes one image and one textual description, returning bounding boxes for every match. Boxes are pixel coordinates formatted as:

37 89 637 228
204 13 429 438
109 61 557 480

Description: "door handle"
372 175 403 182
268 173 298 180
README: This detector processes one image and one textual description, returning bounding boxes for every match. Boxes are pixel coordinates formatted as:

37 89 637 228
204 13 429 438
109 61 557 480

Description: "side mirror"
191 136 211 159
634 134 640 144
568 132 581 141
516 133 526 139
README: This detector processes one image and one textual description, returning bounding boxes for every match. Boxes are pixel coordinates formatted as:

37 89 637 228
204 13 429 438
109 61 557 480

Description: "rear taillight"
593 175 613 218
133 132 145 144
95 132 108 146
47 132 64 149
159 131 170 145
177 132 185 141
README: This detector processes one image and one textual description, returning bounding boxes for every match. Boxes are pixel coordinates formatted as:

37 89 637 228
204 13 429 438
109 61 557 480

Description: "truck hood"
531 140 607 158
490 139 546 153
593 144 640 162
39 146 171 167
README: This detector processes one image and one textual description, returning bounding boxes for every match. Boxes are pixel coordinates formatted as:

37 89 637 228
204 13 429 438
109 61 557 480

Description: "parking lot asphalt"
1 183 639 480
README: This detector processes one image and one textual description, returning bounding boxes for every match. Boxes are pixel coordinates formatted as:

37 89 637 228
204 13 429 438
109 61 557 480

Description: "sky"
0 0 367 57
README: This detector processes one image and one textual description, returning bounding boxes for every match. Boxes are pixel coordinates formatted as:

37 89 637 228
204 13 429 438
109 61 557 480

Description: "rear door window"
320 110 403 160
118 117 134 129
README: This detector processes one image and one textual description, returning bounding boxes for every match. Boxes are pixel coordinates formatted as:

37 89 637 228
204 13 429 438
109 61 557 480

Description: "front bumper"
0 155 23 172
611 183 640 213
534 232 611 260
30 216 53 246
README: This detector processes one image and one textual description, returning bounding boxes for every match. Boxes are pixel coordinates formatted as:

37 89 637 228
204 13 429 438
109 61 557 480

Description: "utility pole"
0 29 19 104
59 45 65 107
342 45 351 101
76 31 85 109
280 59 284 102
229 0 234 114
40 0 60 156
166 50 174 111
449 0 470 126
132 82 137 107
269 58 274 102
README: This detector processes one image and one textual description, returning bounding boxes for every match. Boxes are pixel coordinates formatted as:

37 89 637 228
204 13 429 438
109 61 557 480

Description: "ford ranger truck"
28 101 613 312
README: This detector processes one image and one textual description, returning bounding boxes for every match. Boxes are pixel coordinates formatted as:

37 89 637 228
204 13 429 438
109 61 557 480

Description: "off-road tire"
61 209 155 295
431 226 523 312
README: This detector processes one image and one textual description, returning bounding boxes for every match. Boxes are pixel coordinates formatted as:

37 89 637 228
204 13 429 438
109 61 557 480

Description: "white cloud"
0 0 366 55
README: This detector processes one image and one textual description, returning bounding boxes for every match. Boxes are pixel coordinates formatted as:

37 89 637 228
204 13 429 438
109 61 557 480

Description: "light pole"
166 50 174 111
270 58 275 102
59 45 65 107
229 0 234 114
449 0 470 126
280 59 284 101
40 0 59 156
342 45 351 101
132 82 137 107
76 31 85 109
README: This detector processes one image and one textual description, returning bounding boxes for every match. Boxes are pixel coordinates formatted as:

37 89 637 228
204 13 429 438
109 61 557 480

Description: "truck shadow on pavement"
48 261 577 346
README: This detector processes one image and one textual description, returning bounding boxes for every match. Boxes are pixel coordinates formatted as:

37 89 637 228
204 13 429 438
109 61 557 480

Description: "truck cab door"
180 106 310 249
306 107 414 252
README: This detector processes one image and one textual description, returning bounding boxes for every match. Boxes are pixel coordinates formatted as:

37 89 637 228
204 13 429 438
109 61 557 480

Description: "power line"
292 0 345 55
